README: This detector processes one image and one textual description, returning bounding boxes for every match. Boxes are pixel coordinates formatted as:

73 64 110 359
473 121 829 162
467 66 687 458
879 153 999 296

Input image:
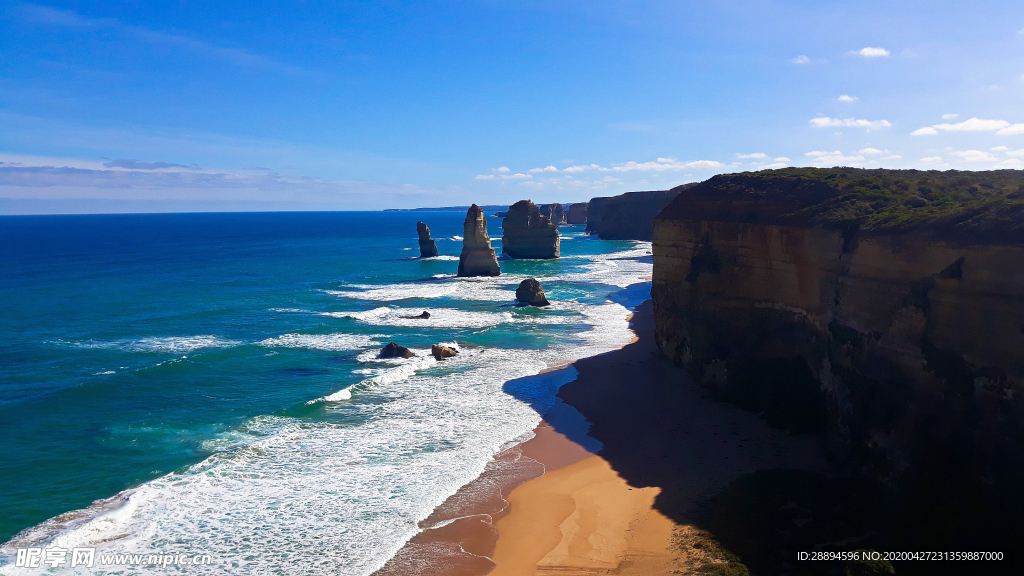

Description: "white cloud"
859 147 888 155
805 150 866 165
837 95 858 102
881 155 903 160
758 162 789 170
853 47 891 57
501 173 531 180
496 166 510 173
942 113 959 120
774 157 791 162
995 158 1023 168
474 174 495 180
912 117 1018 136
809 117 892 130
528 165 558 173
793 55 810 64
1005 148 1024 157
737 152 768 159
991 146 1009 152
919 156 944 164
952 150 999 162
997 124 1024 135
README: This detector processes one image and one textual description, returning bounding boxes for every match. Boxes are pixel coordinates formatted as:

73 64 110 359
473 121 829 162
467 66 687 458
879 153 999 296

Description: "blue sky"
2 0 1024 213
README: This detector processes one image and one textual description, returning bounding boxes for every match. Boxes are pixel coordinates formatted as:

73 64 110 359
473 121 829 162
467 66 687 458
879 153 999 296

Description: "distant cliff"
652 168 1024 549
587 186 695 240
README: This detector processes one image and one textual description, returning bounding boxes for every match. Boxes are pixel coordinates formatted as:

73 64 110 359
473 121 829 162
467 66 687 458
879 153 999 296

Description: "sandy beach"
377 299 834 575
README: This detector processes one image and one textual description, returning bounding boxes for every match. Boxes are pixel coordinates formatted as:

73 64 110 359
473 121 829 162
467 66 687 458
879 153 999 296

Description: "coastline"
377 299 833 575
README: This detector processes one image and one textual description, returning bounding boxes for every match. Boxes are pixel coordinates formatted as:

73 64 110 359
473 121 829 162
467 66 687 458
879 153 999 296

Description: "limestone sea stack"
501 200 560 259
539 203 566 225
515 278 550 306
416 221 438 257
457 204 501 277
566 202 588 224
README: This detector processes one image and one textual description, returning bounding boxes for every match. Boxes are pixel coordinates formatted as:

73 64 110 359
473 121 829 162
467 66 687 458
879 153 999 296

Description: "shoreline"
377 299 835 575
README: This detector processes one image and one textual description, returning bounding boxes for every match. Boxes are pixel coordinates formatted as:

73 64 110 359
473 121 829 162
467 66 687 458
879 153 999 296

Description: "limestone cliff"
587 186 695 240
457 204 501 276
416 221 438 257
566 202 588 225
652 168 1024 527
501 200 560 259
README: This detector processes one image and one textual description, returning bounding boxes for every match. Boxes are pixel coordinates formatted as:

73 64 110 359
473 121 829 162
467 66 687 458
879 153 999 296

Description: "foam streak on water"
1 236 652 576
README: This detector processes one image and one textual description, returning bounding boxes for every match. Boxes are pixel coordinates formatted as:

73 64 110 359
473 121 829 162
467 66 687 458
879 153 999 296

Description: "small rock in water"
515 278 550 307
431 344 458 360
402 311 430 319
380 342 415 358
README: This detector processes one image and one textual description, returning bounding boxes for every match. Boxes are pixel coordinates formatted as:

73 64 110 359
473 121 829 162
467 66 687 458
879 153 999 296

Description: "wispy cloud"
103 159 199 170
952 150 1000 162
911 117 1024 136
942 113 959 119
528 165 558 173
809 117 891 130
805 150 865 165
836 95 858 102
852 47 890 57
792 55 811 64
919 156 944 165
561 158 725 173
18 4 295 72
737 152 768 159
858 147 888 155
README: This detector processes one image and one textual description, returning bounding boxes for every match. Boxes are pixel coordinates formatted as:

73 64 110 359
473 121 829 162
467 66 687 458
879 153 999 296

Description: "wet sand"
377 300 832 575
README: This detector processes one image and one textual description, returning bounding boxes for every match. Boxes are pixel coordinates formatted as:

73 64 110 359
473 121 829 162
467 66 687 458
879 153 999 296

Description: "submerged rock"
515 278 550 306
501 200 560 259
417 221 438 258
402 311 430 319
431 344 458 360
380 342 415 359
457 204 501 277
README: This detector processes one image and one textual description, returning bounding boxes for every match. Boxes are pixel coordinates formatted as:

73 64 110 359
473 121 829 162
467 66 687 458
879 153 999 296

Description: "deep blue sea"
0 211 651 575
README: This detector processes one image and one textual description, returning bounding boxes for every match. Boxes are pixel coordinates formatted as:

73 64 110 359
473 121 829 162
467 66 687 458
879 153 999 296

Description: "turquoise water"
0 211 651 574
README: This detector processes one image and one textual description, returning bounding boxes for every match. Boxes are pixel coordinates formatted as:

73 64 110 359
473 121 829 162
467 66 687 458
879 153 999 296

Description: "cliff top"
659 168 1024 244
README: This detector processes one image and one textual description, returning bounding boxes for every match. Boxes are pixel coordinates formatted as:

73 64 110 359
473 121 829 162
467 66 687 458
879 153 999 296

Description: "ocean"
0 211 652 575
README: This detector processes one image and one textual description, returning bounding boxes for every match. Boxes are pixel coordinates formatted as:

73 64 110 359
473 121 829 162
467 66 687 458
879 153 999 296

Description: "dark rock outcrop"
431 344 458 360
501 200 560 259
457 204 501 277
402 311 430 319
587 185 696 240
539 203 566 225
515 278 550 306
566 202 588 224
416 222 438 257
380 342 415 358
652 168 1024 560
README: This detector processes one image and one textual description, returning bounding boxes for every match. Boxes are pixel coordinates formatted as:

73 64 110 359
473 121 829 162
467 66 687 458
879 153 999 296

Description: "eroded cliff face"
416 221 438 258
586 185 695 240
501 200 560 259
652 178 1024 496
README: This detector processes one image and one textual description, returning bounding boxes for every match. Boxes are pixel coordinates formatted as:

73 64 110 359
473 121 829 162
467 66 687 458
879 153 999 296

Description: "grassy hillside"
661 168 1024 244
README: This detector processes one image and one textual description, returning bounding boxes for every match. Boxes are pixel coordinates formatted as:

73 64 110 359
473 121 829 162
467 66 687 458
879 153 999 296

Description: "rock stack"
431 344 458 360
566 202 588 224
416 222 438 257
380 342 415 358
501 200 560 259
457 204 501 277
515 278 550 306
540 203 566 225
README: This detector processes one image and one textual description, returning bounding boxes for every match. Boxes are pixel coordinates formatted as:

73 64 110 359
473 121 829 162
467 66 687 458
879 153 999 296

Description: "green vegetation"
669 168 1024 244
